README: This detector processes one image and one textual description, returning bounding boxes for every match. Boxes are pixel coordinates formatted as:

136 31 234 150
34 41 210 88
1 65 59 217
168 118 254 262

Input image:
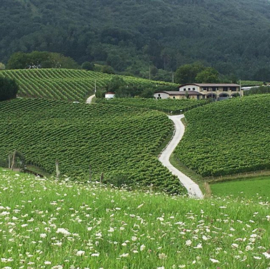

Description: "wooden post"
55 160 60 179
100 172 104 184
11 150 16 170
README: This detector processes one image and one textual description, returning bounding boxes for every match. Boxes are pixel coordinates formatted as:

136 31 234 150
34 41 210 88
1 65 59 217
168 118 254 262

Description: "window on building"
231 87 236 91
223 87 228 91
173 96 175 99
193 88 195 91
184 88 186 91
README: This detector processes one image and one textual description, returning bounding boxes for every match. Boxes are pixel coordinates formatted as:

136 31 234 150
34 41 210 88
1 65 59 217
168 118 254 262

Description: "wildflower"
91 253 100 257
209 258 219 263
56 228 70 236
44 261 51 265
186 240 192 246
40 233 47 238
158 253 167 260
262 252 270 259
140 244 146 251
76 250 85 256
120 253 129 257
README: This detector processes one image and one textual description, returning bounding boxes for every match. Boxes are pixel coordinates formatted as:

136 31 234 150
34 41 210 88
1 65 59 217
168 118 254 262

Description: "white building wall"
105 93 115 99
154 92 170 99
179 85 200 92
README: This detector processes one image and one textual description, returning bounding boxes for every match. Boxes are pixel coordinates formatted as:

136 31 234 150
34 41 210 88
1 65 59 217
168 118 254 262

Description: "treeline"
2 0 270 80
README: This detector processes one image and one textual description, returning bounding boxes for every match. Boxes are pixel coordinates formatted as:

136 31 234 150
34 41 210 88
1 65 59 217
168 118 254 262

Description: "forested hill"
2 0 270 79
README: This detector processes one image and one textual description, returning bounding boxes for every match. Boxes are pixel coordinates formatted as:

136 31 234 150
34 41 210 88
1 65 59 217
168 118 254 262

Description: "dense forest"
1 0 270 80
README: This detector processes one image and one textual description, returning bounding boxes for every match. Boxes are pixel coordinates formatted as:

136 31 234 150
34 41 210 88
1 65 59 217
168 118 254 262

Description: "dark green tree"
195 67 220 83
174 63 205 84
0 77 19 101
81 61 94 71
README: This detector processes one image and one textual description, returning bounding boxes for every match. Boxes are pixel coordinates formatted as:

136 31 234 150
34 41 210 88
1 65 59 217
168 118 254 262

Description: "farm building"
179 83 242 99
105 92 115 99
154 83 242 100
154 91 204 100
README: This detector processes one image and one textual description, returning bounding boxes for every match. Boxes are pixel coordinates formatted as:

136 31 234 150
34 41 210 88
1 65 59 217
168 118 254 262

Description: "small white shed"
105 92 115 99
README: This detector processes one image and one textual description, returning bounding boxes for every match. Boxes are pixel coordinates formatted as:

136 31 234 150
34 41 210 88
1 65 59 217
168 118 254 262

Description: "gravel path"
159 115 204 199
86 94 95 104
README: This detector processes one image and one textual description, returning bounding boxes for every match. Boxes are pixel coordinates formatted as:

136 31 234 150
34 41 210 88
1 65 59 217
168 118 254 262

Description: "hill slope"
1 0 270 78
0 168 269 268
0 98 185 194
175 95 270 177
0 69 176 102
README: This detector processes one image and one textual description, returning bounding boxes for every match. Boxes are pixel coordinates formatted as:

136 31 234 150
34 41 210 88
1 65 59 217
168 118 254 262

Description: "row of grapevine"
0 69 177 102
175 95 270 177
0 99 186 194
96 98 210 114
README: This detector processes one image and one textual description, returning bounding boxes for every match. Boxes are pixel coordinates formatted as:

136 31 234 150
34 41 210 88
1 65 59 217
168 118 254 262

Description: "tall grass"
0 168 270 268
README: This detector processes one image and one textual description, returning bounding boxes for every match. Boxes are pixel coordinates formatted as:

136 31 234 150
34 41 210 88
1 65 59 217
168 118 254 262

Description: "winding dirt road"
159 115 204 199
86 94 95 104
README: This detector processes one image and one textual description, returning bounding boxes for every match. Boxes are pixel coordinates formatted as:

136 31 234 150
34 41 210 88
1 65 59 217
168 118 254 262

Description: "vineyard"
0 69 176 102
96 98 210 114
175 95 270 177
0 98 185 194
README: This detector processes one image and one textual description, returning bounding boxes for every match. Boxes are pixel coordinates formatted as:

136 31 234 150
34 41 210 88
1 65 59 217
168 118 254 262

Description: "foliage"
244 86 270 96
0 69 177 102
174 63 205 84
175 95 270 177
0 99 184 194
7 51 79 69
81 61 94 70
195 67 220 83
0 62 5 70
96 98 210 114
0 77 19 101
2 0 270 79
0 168 270 268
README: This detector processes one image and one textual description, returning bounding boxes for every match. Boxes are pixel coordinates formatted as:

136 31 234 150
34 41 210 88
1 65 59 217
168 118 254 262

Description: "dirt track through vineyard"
159 115 204 199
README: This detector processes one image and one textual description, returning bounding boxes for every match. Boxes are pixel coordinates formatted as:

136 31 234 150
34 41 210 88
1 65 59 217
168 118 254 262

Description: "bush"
0 77 19 101
81 61 94 71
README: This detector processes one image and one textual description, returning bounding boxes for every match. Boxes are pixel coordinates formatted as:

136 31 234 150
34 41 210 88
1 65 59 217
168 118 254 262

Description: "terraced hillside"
0 98 185 194
0 69 176 102
96 98 210 114
175 95 270 177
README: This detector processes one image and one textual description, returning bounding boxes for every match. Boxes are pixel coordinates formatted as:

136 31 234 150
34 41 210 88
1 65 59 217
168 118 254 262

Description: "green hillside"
0 168 269 268
2 0 270 79
0 69 176 102
0 98 184 194
97 97 210 114
175 95 270 177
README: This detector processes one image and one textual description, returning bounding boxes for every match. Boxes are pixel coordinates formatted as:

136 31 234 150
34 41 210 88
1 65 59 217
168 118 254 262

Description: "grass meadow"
210 176 270 201
0 168 270 268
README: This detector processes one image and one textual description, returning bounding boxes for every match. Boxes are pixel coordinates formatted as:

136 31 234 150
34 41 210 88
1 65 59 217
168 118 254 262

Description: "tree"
174 63 205 84
195 67 220 83
81 61 94 71
0 62 5 70
7 51 79 69
0 77 19 101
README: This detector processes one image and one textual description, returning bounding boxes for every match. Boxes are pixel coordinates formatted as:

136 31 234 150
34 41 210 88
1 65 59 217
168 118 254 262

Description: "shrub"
0 77 19 101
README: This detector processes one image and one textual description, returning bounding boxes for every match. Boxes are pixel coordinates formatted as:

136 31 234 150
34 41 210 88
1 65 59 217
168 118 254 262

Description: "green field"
96 98 210 114
210 176 270 201
175 94 270 177
0 69 176 102
0 168 269 268
0 98 184 194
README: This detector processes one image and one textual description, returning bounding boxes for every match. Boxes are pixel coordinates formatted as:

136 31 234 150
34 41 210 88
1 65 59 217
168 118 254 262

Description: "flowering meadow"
0 168 270 269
